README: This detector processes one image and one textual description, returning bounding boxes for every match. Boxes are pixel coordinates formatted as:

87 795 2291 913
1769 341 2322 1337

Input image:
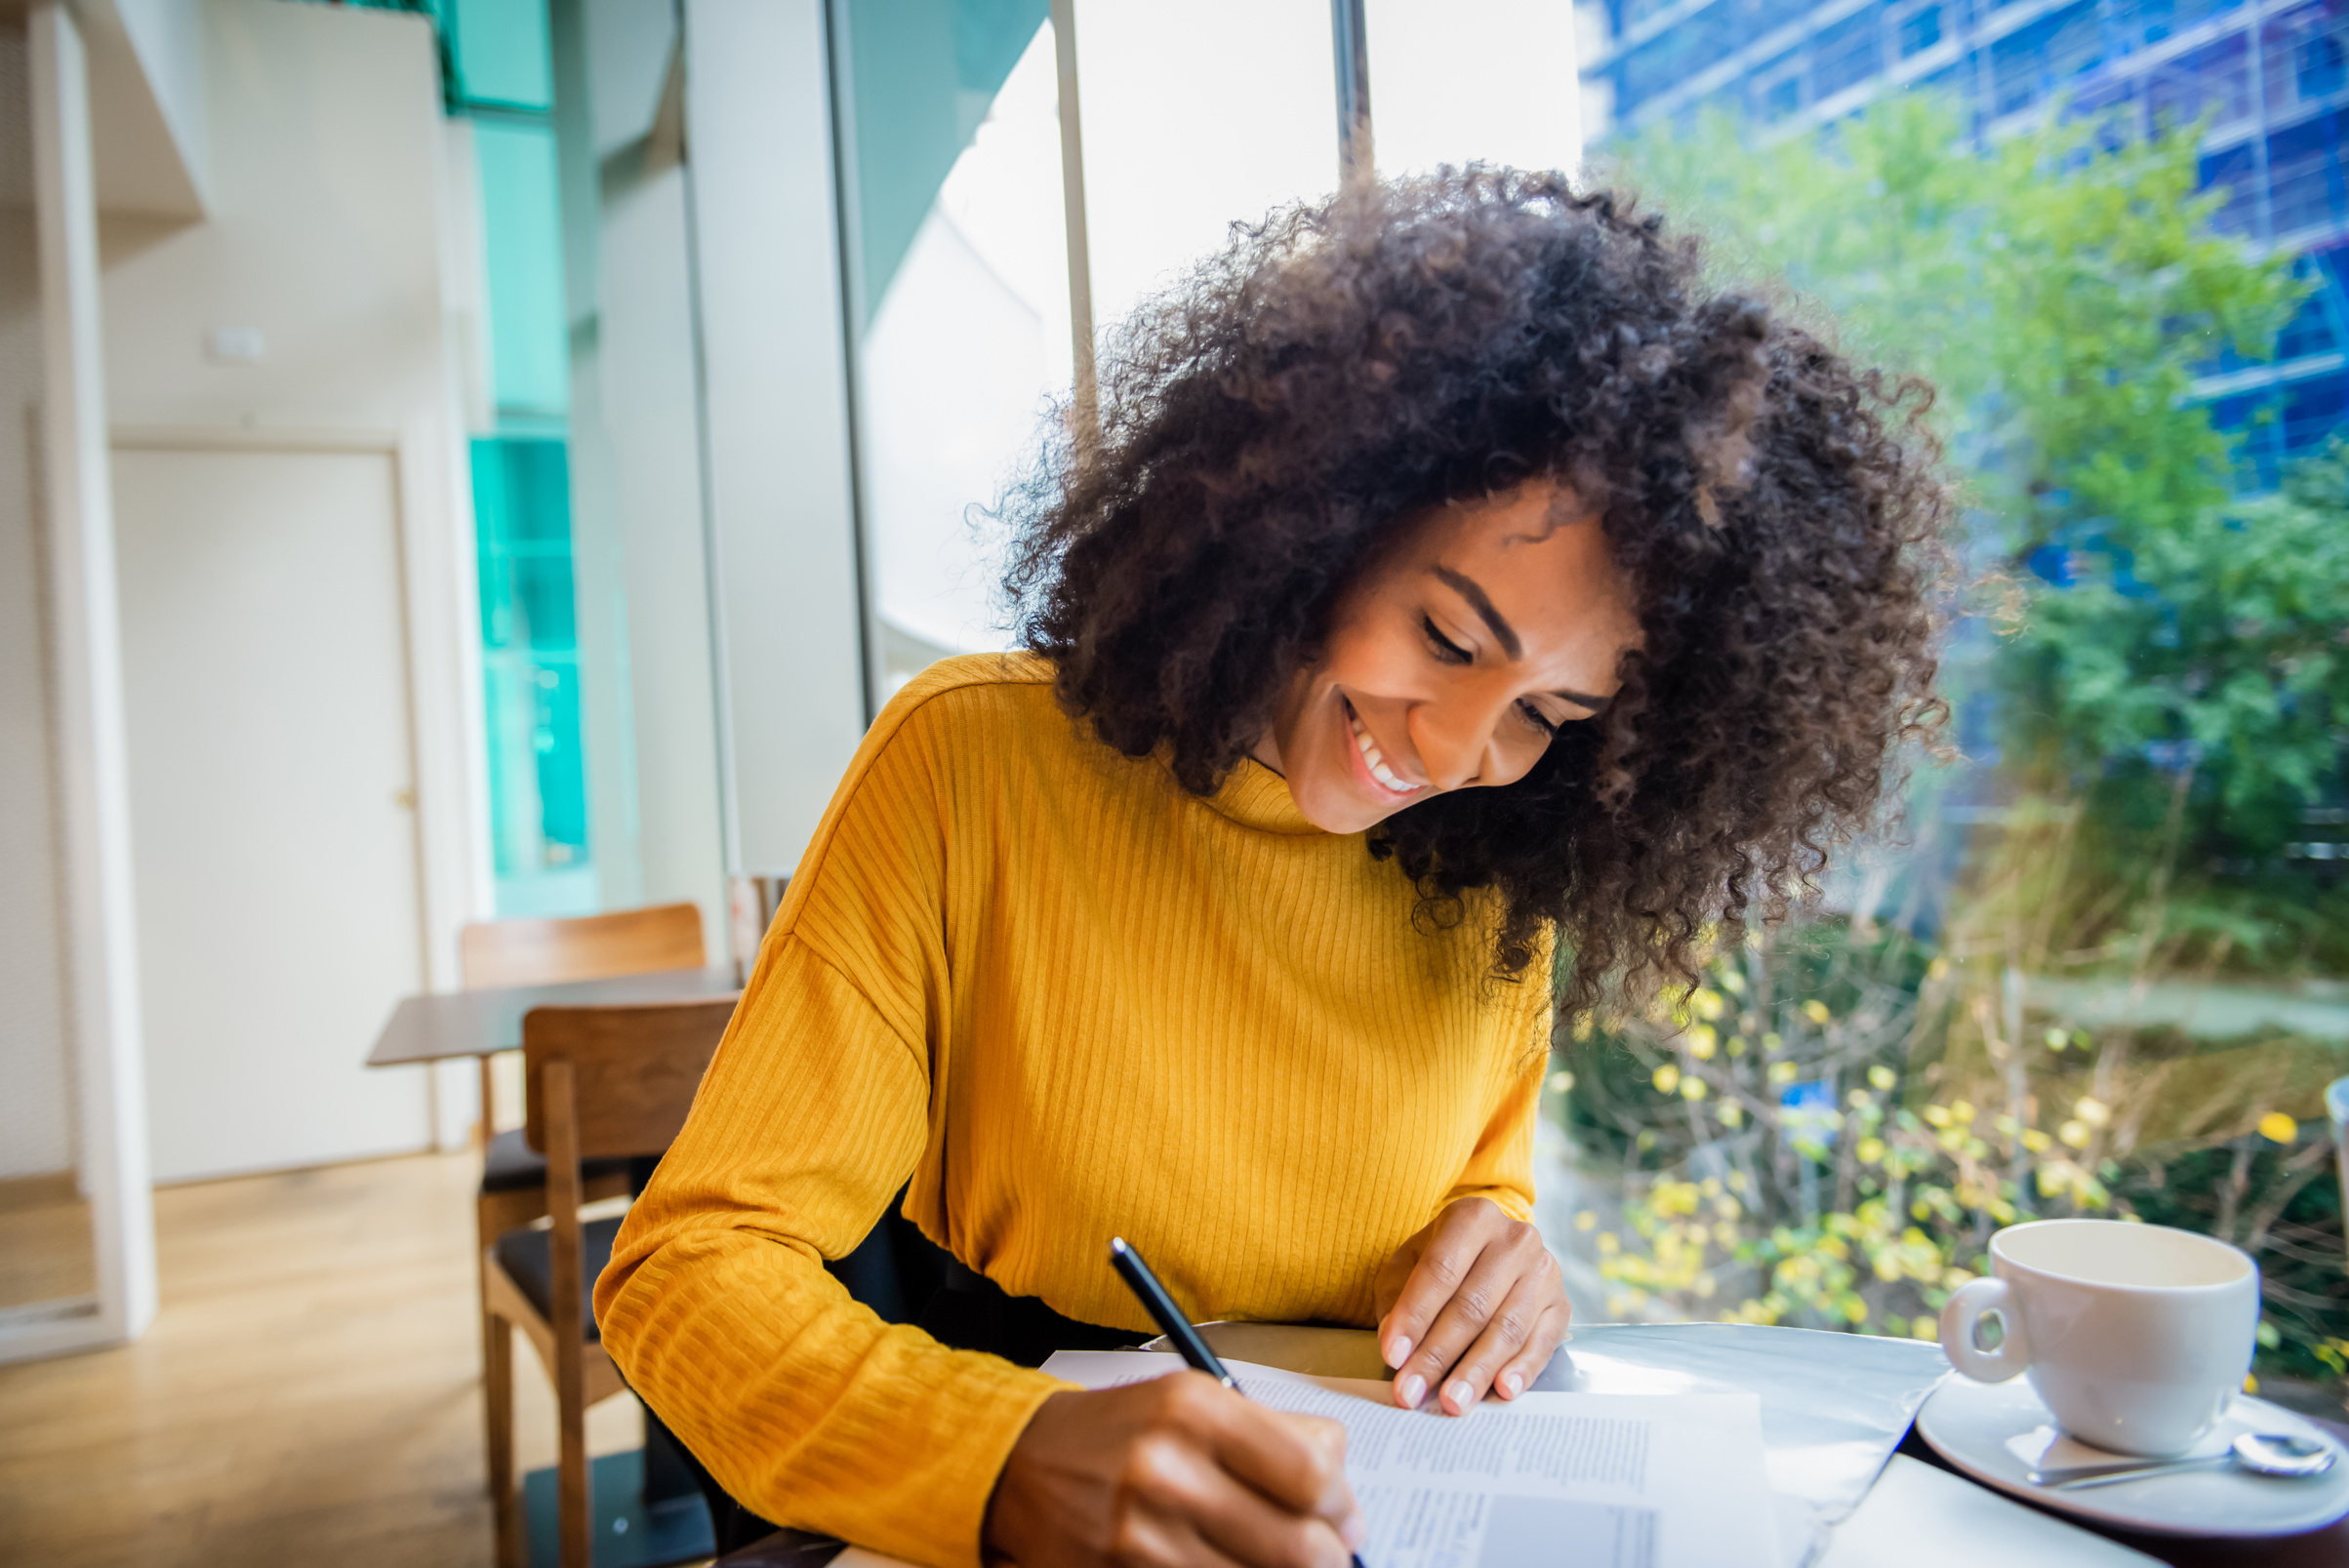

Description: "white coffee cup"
1938 1218 2259 1457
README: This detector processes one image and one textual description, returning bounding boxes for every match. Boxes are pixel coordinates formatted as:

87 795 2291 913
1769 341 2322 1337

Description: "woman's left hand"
1372 1197 1571 1414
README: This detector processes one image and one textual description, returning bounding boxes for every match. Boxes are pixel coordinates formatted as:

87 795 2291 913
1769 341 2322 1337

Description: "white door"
112 446 430 1184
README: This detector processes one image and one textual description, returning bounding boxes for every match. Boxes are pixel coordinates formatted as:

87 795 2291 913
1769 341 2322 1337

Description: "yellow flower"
1547 1070 1575 1095
2058 1120 2091 1149
1951 1100 1975 1123
2021 1128 2051 1152
1681 1076 1710 1102
1692 987 1726 1022
1718 1102 1744 1128
1923 1104 1952 1128
2258 1111 2298 1145
1767 1060 1799 1086
1762 1030 1783 1053
2074 1097 2110 1130
1597 1231 1620 1254
1574 1210 1598 1231
1688 1024 1719 1060
1652 1063 1681 1095
1802 999 1832 1025
1868 1065 1897 1091
1910 1317 1939 1342
1857 1137 1886 1165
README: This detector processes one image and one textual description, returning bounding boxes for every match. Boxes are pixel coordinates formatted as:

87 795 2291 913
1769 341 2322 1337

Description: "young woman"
597 169 1945 1568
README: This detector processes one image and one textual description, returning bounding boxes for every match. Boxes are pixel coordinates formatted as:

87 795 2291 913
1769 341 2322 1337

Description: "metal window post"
1332 0 1373 189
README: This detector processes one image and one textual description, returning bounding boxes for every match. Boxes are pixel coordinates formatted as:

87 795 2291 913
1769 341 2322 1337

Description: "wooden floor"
0 1175 99 1308
0 1151 652 1567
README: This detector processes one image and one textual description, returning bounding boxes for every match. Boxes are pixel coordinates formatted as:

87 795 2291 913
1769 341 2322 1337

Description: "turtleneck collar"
1201 756 1326 836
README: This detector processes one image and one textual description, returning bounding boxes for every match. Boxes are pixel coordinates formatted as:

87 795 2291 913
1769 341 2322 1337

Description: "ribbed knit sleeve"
1440 1032 1549 1224
595 679 1064 1568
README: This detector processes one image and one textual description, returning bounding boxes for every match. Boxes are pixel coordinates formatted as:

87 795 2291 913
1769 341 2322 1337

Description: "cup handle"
1940 1276 2031 1383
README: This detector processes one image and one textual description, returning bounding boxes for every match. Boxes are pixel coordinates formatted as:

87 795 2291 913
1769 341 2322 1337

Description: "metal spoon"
2029 1431 2336 1491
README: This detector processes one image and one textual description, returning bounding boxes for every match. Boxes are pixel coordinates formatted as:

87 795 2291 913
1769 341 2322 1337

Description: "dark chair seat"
493 1216 624 1342
479 1126 631 1194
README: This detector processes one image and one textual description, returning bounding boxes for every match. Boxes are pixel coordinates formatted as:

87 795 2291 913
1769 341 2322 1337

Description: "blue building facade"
1579 0 2349 467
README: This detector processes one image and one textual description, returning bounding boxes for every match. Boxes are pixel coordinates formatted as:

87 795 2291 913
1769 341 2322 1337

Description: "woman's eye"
1422 615 1473 665
1519 701 1560 738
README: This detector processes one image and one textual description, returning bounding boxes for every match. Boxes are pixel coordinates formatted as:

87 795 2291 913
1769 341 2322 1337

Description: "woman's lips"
1344 699 1421 799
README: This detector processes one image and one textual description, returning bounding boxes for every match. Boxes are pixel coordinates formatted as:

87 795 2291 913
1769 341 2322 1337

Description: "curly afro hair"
1000 167 1949 1015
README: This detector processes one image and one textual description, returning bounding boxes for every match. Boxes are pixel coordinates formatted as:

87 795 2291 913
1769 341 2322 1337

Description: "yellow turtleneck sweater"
596 654 1553 1567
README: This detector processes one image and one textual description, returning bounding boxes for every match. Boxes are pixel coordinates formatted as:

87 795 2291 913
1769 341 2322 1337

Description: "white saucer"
1915 1375 2349 1539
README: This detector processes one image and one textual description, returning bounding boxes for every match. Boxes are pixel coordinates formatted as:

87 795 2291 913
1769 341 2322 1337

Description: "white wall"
81 0 208 218
97 0 482 1178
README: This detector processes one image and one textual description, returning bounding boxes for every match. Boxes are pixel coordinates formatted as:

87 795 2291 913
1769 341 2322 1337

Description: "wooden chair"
484 997 736 1568
460 905 705 1518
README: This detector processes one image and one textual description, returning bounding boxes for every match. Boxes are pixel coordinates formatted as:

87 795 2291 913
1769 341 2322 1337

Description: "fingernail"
1501 1370 1524 1398
1343 1512 1368 1550
1443 1379 1475 1412
1386 1335 1411 1368
1397 1374 1425 1409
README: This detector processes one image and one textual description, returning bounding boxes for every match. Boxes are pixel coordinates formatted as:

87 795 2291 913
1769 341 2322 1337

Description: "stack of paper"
1044 1350 1783 1568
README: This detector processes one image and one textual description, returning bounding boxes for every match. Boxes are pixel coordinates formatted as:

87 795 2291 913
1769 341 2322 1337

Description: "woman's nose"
1409 703 1494 793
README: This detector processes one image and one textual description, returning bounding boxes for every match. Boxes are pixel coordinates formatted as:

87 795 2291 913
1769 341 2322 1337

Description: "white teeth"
1347 708 1414 795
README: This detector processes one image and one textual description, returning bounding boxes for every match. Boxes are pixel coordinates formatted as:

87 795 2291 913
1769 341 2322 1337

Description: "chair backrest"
460 902 706 991
521 998 736 1161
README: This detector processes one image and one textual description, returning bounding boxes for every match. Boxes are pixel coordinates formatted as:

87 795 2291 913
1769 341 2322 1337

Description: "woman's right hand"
984 1374 1367 1568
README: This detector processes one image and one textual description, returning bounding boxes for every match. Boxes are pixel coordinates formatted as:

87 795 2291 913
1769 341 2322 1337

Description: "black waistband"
920 1257 1151 1368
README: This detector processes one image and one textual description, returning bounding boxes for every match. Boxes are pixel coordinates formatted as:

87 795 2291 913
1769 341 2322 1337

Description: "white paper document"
1042 1350 1781 1568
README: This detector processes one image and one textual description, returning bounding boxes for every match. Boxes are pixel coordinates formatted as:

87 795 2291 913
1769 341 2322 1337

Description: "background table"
365 966 744 1069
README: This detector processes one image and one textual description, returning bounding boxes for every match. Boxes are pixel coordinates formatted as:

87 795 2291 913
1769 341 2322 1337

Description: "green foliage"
1557 918 2349 1382
2010 445 2349 865
1614 94 2299 546
1613 94 2347 966
1562 928 2113 1338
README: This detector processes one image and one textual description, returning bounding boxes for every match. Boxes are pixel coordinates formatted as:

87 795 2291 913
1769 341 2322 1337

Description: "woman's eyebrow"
1431 565 1522 659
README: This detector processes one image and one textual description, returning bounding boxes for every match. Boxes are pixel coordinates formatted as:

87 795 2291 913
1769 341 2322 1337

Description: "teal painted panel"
472 437 589 876
450 0 553 110
475 118 570 419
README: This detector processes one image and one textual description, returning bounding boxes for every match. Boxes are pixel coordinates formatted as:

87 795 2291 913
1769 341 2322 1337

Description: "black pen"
1108 1237 1370 1568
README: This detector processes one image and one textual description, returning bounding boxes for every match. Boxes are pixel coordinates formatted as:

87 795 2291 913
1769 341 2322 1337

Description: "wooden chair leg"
478 1205 501 1495
486 1308 520 1568
478 1053 498 1148
556 1410 590 1567
556 1340 590 1568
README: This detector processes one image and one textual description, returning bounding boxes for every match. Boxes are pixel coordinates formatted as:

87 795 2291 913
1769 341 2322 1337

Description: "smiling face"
1253 481 1643 835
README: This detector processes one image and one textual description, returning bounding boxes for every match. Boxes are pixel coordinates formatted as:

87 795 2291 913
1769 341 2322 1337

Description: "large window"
1574 0 2349 1413
837 0 1062 685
